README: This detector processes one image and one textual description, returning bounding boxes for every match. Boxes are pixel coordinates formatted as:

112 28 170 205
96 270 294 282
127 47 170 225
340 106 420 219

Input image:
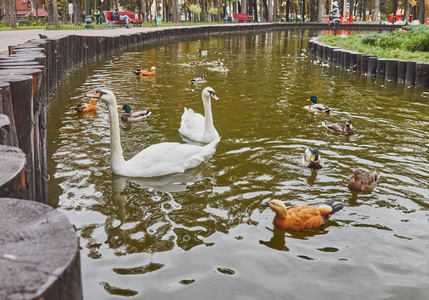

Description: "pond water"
47 29 429 299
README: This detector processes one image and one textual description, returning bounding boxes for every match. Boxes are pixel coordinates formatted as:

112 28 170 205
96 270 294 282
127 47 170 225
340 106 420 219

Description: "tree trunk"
33 0 39 25
62 0 68 23
4 0 10 27
48 0 60 25
286 0 290 21
372 0 379 21
72 0 82 25
172 0 179 23
216 0 220 23
141 0 147 22
317 0 322 22
273 0 277 21
267 0 272 21
418 0 424 23
404 0 410 23
392 0 398 23
7 0 17 28
242 0 247 14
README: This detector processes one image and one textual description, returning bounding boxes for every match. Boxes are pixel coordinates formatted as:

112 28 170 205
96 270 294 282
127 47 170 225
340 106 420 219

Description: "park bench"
233 13 252 22
104 11 142 28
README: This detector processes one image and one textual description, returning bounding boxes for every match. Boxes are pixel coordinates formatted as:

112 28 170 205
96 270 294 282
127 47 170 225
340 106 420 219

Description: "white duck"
179 87 220 143
86 89 220 177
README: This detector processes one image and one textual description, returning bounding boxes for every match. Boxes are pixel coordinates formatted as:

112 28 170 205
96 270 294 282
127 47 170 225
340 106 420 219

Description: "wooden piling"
385 59 399 82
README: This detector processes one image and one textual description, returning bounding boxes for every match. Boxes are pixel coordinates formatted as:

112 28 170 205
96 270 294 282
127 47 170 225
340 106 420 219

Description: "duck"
309 96 331 112
73 98 98 112
190 72 206 83
120 105 151 122
322 119 354 135
86 89 220 177
210 58 222 65
179 87 220 143
261 199 343 231
348 170 381 192
133 67 156 77
302 147 323 169
199 49 208 56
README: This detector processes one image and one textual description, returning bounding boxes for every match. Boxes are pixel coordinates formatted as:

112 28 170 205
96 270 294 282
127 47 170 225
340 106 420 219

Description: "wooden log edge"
0 198 82 300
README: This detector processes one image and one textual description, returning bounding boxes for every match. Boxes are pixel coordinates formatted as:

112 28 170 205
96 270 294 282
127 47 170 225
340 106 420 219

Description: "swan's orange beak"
211 93 219 101
86 92 101 98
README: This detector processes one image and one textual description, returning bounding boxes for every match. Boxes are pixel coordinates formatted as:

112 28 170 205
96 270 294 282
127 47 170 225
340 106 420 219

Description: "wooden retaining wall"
0 23 401 299
308 36 429 86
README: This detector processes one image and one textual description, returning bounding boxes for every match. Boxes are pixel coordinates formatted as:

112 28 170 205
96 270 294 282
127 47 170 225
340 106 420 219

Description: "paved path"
0 25 212 55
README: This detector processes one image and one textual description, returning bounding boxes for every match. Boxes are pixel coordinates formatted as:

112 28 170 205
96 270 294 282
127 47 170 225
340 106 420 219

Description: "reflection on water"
47 30 429 299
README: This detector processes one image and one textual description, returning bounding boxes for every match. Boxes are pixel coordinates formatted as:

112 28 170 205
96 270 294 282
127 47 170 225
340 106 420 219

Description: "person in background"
94 9 101 25
112 8 133 28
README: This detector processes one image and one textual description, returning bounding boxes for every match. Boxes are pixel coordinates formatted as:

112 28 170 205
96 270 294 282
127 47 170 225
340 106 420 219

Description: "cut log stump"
0 198 82 300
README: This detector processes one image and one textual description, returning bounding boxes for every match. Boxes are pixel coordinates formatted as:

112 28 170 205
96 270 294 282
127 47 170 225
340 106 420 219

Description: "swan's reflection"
104 164 215 254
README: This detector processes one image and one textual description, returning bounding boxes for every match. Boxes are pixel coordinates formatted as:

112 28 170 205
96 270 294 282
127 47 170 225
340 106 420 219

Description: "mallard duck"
302 147 324 169
190 72 206 83
179 87 220 143
309 96 331 112
210 58 222 65
133 67 156 76
73 98 98 112
199 49 208 56
322 120 354 135
86 89 220 177
121 105 151 122
261 199 343 231
348 170 381 192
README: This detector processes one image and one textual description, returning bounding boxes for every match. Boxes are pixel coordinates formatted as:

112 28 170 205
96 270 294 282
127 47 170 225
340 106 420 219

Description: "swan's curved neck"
202 95 214 132
105 96 126 170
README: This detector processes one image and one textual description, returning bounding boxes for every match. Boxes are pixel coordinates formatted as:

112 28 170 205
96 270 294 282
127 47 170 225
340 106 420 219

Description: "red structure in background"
326 15 354 24
325 29 353 35
16 0 46 19
389 9 413 23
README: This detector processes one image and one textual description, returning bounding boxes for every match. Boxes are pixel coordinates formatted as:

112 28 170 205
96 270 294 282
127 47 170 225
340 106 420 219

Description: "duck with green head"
309 96 331 113
302 147 324 169
121 105 151 122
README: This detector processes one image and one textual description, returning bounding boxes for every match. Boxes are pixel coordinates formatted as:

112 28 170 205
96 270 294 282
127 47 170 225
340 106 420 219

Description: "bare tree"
140 0 147 22
33 0 39 25
47 0 60 25
7 0 17 28
216 0 221 23
372 0 379 21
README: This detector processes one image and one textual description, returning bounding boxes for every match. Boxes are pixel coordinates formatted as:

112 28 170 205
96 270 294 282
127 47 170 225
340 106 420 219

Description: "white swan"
178 87 220 143
86 89 220 178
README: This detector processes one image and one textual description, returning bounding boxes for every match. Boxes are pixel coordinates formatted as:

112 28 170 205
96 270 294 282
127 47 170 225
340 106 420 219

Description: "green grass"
318 25 429 62
0 25 45 31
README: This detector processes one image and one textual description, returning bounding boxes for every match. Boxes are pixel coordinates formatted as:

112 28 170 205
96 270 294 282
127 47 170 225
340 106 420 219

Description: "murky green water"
47 30 429 299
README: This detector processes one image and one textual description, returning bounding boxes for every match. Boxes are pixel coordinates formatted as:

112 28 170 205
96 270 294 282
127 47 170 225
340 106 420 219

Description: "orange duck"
262 199 343 231
73 98 98 112
133 66 156 76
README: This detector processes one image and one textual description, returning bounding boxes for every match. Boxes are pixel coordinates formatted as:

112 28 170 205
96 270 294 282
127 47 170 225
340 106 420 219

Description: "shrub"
377 33 404 49
361 33 382 46
406 33 429 52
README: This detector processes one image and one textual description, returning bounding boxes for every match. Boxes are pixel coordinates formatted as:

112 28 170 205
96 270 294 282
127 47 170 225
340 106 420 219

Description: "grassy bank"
319 25 429 62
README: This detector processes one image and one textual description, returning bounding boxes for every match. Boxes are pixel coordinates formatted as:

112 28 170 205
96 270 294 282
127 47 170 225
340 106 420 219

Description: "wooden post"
0 145 27 199
368 56 378 77
0 198 83 299
385 59 399 82
376 58 386 79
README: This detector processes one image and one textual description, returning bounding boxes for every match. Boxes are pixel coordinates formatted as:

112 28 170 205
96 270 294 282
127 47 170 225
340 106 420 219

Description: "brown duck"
133 66 156 76
262 199 343 231
73 98 98 112
348 170 381 192
322 119 354 135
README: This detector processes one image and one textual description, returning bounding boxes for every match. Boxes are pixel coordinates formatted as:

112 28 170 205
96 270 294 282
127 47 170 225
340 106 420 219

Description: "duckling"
302 147 324 169
199 49 208 56
261 199 343 231
348 170 381 192
121 105 151 122
210 58 222 65
133 67 156 77
189 60 206 65
190 72 206 83
309 96 331 112
322 119 354 135
73 98 98 112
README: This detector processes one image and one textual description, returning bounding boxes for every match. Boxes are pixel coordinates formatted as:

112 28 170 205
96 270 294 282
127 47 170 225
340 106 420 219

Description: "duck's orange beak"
86 91 101 98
